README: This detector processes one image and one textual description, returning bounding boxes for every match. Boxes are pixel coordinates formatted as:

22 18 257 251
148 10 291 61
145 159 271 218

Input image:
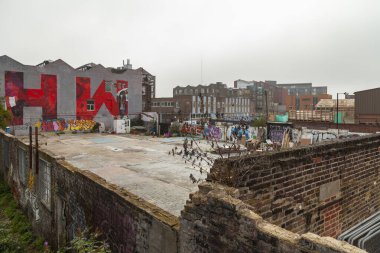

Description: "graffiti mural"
5 71 57 125
181 124 203 135
37 119 96 132
208 126 222 140
76 77 120 120
3 71 129 127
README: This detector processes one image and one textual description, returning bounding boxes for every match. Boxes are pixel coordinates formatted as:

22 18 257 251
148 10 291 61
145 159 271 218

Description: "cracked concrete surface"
31 133 211 216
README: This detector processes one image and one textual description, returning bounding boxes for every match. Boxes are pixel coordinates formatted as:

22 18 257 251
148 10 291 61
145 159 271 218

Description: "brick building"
285 93 333 110
151 97 179 124
276 82 331 111
0 55 154 133
234 79 287 114
355 87 380 124
173 82 253 120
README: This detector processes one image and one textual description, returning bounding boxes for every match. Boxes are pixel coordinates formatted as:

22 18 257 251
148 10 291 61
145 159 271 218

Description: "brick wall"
292 120 380 133
0 131 178 253
208 134 380 238
180 182 365 253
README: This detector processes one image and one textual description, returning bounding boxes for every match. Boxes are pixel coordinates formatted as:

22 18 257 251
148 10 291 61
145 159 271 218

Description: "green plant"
0 180 44 252
62 229 111 253
252 116 267 127
0 101 12 129
169 122 181 135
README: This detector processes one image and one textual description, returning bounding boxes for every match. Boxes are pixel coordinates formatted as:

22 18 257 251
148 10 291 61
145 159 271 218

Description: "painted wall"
0 56 143 134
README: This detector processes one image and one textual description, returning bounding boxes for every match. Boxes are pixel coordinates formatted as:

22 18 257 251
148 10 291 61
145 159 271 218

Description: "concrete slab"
26 133 211 216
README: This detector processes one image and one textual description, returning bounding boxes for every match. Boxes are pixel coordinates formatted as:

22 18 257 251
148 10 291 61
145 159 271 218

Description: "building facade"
151 97 179 124
235 79 287 115
276 82 330 111
173 82 253 120
0 55 150 133
355 87 380 124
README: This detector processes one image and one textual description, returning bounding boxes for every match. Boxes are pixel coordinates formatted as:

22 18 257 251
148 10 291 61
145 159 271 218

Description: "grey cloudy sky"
0 0 379 97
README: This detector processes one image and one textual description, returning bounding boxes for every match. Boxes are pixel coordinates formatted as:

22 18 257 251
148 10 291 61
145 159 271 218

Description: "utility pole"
264 90 269 121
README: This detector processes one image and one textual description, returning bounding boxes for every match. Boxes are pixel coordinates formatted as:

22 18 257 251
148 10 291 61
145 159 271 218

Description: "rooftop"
20 133 209 216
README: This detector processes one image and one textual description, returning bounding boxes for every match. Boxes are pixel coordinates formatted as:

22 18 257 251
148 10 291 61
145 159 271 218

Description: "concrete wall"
0 131 178 253
180 182 365 253
0 55 143 133
208 134 380 238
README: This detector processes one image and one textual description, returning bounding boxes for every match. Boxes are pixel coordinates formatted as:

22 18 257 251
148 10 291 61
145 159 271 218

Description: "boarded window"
39 159 51 209
18 148 27 184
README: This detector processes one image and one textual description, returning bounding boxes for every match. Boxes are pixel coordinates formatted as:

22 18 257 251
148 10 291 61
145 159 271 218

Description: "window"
39 159 51 209
18 148 27 184
87 100 95 111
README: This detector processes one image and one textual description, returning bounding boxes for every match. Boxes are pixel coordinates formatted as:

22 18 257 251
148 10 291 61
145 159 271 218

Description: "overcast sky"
0 0 379 97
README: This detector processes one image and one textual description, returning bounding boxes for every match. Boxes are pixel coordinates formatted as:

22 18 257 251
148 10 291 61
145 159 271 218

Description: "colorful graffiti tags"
37 119 96 132
5 71 57 125
207 126 222 140
181 124 203 135
76 77 121 120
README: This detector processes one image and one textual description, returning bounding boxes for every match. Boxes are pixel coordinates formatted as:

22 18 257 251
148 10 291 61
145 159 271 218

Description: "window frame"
18 147 27 185
87 100 95 111
39 158 51 209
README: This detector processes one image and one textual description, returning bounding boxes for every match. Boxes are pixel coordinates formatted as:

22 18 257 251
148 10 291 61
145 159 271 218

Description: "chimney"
126 59 132 69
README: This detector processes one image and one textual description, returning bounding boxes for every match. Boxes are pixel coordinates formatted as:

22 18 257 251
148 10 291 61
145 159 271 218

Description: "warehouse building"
0 55 154 134
355 87 380 124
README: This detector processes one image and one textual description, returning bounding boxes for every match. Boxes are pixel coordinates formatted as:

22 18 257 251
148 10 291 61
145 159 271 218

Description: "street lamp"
336 92 348 135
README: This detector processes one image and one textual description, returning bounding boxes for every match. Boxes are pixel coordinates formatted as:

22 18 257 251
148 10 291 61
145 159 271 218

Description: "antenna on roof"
200 56 203 85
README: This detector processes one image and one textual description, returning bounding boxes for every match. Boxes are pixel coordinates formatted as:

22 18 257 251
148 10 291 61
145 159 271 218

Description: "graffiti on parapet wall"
181 124 203 135
36 119 96 132
207 126 222 140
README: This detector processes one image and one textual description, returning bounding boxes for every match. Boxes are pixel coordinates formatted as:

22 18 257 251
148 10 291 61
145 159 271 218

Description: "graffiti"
76 77 121 120
3 71 129 126
181 124 203 135
24 188 40 221
207 126 222 140
38 119 96 132
5 71 57 125
267 123 293 143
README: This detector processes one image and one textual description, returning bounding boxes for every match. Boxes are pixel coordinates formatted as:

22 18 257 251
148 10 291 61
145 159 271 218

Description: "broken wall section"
0 131 178 253
180 182 366 253
208 134 380 238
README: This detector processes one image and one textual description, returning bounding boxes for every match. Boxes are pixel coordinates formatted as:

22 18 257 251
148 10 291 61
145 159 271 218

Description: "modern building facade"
0 55 151 133
355 87 380 124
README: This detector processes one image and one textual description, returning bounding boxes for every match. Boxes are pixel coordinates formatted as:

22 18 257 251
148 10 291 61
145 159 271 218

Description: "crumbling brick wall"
180 182 365 253
208 134 380 237
0 131 178 253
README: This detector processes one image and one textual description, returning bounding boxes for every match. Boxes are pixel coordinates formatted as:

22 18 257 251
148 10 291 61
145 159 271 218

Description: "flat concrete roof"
24 133 210 216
